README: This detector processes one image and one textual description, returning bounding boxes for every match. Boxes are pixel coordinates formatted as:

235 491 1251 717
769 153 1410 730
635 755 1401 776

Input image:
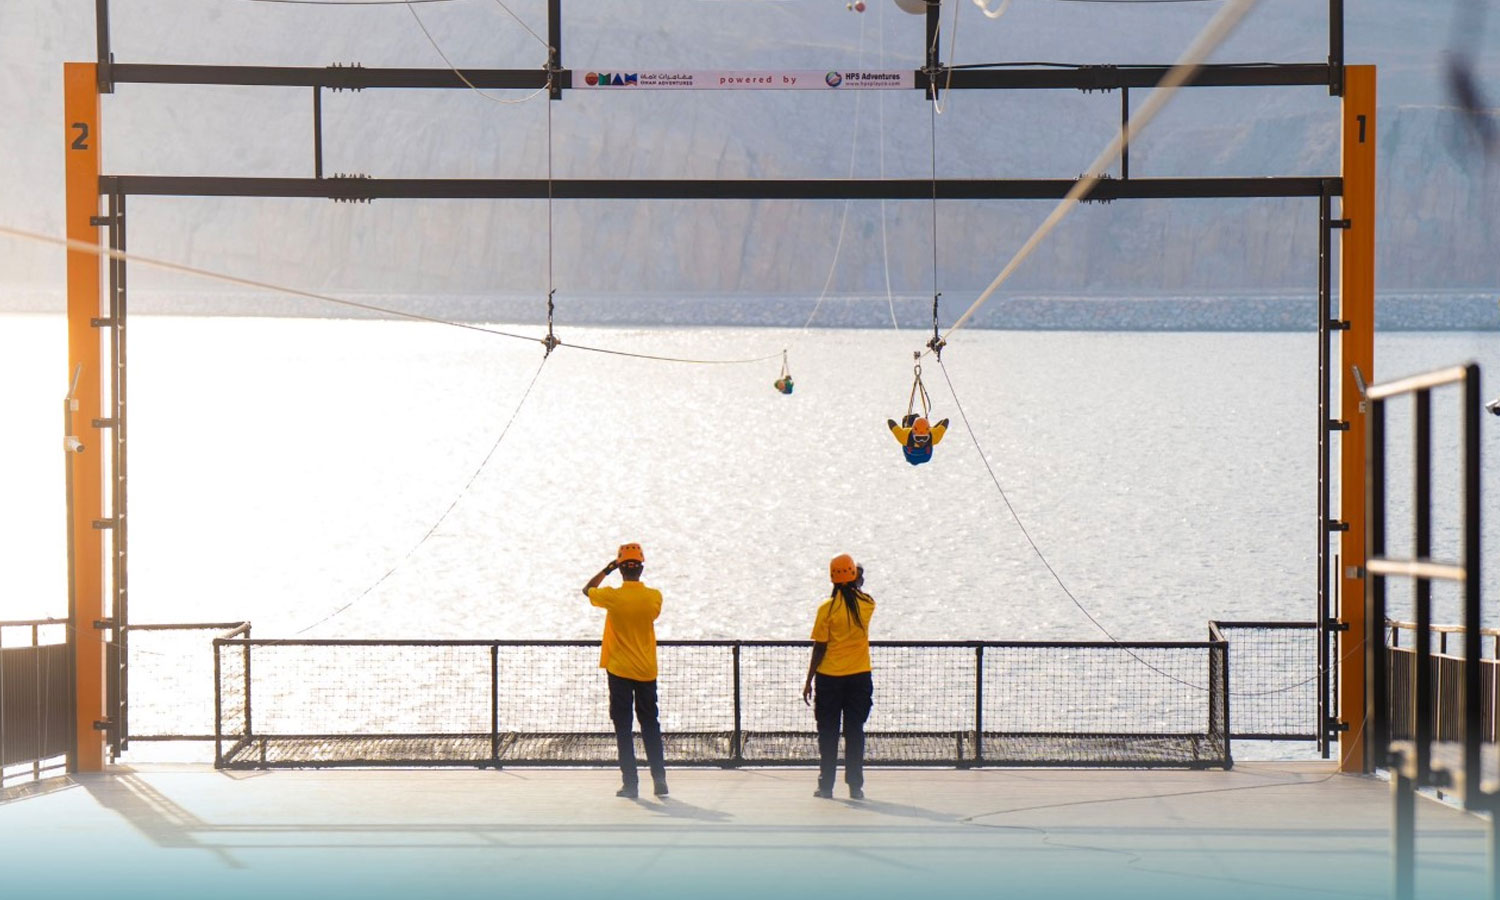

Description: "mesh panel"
1213 623 1318 739
250 643 492 735
126 627 226 738
979 644 1226 766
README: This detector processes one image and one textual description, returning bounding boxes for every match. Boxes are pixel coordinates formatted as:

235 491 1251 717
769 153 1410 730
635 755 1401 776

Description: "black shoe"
653 779 669 797
849 787 865 800
813 787 833 799
616 785 639 799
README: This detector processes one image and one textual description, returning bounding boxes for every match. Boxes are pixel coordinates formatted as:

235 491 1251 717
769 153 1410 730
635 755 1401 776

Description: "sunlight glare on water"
2 313 1494 643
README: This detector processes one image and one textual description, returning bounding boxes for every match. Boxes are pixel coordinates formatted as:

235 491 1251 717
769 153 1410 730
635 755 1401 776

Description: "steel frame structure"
64 0 1374 771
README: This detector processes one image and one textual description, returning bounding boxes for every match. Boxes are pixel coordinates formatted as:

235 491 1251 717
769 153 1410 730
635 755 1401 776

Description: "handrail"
123 622 249 632
0 618 69 629
1365 365 1472 401
1388 619 1500 638
211 636 1224 650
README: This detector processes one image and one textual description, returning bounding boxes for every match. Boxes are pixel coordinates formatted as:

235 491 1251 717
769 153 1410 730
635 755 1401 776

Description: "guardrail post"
731 644 742 763
974 645 984 764
242 641 252 746
0 627 6 782
1413 387 1432 785
490 644 499 766
34 625 43 780
212 638 222 767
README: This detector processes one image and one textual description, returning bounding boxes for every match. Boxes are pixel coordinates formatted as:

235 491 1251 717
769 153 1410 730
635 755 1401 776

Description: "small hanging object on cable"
887 357 949 466
926 291 946 360
541 288 561 357
773 349 795 395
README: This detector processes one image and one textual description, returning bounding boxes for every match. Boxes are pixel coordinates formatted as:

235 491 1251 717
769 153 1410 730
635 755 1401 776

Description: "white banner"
574 70 914 90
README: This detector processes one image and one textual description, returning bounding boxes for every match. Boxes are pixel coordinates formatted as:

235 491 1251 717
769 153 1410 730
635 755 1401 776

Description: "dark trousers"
813 671 874 790
607 672 666 786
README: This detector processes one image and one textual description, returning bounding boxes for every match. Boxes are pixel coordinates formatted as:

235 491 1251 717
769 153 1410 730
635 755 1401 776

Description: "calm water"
1 313 1495 642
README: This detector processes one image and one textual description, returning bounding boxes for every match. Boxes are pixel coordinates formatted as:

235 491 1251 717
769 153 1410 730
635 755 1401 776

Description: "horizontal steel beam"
110 63 554 91
102 175 1340 201
107 62 1335 92
922 64 1336 91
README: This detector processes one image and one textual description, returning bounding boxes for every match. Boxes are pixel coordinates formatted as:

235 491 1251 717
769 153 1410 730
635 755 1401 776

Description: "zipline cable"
293 352 551 634
0 224 781 366
405 0 551 105
485 0 554 53
925 0 1259 354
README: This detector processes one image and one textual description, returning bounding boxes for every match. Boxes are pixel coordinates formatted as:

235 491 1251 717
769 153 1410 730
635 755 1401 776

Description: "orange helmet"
829 553 859 585
617 543 645 565
912 417 931 437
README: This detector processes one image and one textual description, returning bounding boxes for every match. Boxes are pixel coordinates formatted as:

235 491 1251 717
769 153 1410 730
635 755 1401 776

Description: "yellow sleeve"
930 423 947 446
587 586 613 609
811 603 831 642
889 424 911 445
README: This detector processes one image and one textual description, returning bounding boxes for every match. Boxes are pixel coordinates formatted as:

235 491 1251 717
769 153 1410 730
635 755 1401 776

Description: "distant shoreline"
2 290 1495 331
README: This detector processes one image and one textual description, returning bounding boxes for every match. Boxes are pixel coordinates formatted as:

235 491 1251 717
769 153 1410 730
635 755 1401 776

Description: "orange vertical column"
65 61 106 772
1337 64 1376 773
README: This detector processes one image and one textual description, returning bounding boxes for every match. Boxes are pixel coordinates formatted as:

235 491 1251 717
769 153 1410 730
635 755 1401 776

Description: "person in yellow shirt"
583 542 667 799
887 413 949 466
801 553 876 800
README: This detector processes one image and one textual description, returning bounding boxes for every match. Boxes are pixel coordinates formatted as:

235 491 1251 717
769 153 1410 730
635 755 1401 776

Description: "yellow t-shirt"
811 591 876 676
588 581 663 681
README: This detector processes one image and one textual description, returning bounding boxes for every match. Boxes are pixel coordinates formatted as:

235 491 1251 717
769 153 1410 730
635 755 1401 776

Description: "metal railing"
211 635 1231 771
1362 362 1487 900
0 618 73 788
1384 620 1499 745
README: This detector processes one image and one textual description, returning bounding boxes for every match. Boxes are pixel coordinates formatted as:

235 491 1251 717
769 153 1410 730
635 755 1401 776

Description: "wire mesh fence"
210 636 1231 769
1211 621 1321 740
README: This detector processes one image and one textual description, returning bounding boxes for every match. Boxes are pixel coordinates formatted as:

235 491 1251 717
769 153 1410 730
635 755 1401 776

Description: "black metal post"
34 625 42 780
0 627 6 781
925 1 941 102
313 87 323 180
1120 87 1130 180
213 639 222 767
1367 396 1388 769
1221 643 1233 766
1317 192 1332 758
95 0 114 93
1462 365 1482 810
548 0 562 100
115 191 129 752
974 645 984 763
490 644 499 765
1328 0 1344 96
242 642 252 743
731 644 742 762
1414 388 1432 785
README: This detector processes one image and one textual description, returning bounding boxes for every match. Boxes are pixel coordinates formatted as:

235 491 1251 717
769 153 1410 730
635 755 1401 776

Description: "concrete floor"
0 762 1491 900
